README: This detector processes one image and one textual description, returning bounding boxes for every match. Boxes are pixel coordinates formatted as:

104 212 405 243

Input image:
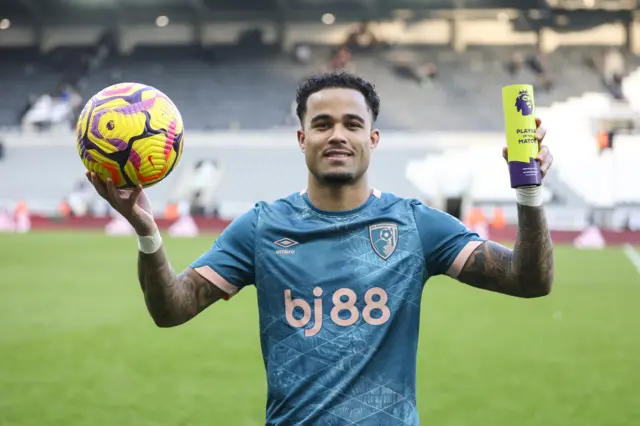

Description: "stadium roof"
1 0 541 24
1 0 635 25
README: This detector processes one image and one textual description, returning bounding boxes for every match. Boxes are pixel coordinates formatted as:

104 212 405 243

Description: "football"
76 82 184 189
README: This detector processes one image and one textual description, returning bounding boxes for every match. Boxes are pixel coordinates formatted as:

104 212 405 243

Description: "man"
87 71 554 425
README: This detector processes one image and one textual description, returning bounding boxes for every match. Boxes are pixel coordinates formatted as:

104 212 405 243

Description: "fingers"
106 177 120 202
534 117 552 177
107 177 146 212
85 171 146 206
502 118 552 179
536 145 550 161
87 171 111 201
503 143 553 178
537 145 553 176
86 172 126 208
129 184 143 206
535 119 546 142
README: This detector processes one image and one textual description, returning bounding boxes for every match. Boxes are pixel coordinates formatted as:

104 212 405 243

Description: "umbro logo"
274 238 298 255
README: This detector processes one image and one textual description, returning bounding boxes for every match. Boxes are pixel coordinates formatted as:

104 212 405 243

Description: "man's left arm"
453 204 554 298
452 118 554 298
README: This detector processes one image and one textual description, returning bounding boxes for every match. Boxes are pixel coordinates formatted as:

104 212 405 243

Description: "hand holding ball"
76 82 184 189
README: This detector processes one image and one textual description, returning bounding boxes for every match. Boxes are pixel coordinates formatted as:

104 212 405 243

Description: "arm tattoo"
457 204 554 298
138 247 225 327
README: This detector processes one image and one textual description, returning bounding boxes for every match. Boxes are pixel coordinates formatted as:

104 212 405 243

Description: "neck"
305 174 372 212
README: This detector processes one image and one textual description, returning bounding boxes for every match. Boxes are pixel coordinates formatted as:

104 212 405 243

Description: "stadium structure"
1 0 640 245
3 3 640 426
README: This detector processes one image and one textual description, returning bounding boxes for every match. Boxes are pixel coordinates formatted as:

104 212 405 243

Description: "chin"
318 171 357 185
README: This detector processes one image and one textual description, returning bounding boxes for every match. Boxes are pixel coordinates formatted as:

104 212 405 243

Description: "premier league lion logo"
369 223 398 260
515 89 533 116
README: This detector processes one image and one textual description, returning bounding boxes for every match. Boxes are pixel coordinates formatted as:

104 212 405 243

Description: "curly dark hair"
295 71 381 125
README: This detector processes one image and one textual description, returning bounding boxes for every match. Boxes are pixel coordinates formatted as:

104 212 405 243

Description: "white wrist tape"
137 228 163 254
515 185 543 207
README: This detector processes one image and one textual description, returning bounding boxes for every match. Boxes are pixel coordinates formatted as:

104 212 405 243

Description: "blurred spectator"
344 21 379 53
192 160 219 192
585 49 626 100
603 48 625 87
528 52 553 92
416 62 437 87
328 47 353 72
526 53 545 74
66 178 94 217
603 48 626 100
390 50 437 88
506 52 525 76
20 83 83 132
21 94 54 132
18 94 38 126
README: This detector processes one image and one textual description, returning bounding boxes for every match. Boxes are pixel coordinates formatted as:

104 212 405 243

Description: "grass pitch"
1 231 639 426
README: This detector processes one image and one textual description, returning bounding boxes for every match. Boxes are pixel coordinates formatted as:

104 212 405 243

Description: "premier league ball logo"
369 223 398 260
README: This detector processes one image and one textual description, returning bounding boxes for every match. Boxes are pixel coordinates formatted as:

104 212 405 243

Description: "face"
297 88 380 186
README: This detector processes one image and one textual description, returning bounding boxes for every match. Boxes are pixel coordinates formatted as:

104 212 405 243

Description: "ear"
297 128 305 153
370 128 380 152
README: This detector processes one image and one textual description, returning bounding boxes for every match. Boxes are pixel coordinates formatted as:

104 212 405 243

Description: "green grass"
1 231 639 425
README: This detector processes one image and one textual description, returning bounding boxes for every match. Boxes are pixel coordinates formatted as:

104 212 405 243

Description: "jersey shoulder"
376 191 417 204
257 191 307 215
246 192 309 230
376 192 473 235
375 191 426 214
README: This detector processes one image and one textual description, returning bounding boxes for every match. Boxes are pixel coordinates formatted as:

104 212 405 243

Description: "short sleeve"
411 200 486 277
190 206 257 299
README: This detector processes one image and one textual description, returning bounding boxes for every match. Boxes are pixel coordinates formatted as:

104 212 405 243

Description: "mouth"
323 149 354 160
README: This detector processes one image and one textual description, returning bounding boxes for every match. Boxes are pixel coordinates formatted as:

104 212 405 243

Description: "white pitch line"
623 244 640 274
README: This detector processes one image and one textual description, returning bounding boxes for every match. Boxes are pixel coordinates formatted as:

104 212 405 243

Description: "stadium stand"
2 44 639 132
2 8 640 233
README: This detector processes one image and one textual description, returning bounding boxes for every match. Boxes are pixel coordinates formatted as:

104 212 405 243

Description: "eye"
314 122 330 129
347 122 363 129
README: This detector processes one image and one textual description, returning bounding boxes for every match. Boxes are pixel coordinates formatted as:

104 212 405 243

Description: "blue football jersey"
191 190 485 425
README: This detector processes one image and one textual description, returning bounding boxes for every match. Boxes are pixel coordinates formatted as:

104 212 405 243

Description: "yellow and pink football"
76 82 184 189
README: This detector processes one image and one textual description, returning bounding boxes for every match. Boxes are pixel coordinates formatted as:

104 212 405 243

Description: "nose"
328 125 348 145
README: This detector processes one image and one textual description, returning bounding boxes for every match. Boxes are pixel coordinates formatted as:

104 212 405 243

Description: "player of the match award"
501 84 542 188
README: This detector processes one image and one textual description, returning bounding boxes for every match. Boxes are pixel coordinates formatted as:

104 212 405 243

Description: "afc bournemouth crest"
369 223 398 260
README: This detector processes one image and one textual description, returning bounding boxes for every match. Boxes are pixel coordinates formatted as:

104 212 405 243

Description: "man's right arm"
83 173 241 327
138 246 228 327
138 206 258 328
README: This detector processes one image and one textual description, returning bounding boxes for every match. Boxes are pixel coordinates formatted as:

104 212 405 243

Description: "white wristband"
515 185 543 207
137 228 163 254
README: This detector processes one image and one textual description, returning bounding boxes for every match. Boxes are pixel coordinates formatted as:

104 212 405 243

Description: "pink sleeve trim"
193 266 240 299
446 240 484 278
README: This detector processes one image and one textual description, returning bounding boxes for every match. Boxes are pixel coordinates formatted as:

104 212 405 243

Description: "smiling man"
86 71 555 425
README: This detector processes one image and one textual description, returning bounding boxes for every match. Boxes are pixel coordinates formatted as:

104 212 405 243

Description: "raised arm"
85 172 236 328
138 248 227 327
452 122 555 298
138 203 256 326
454 203 554 298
